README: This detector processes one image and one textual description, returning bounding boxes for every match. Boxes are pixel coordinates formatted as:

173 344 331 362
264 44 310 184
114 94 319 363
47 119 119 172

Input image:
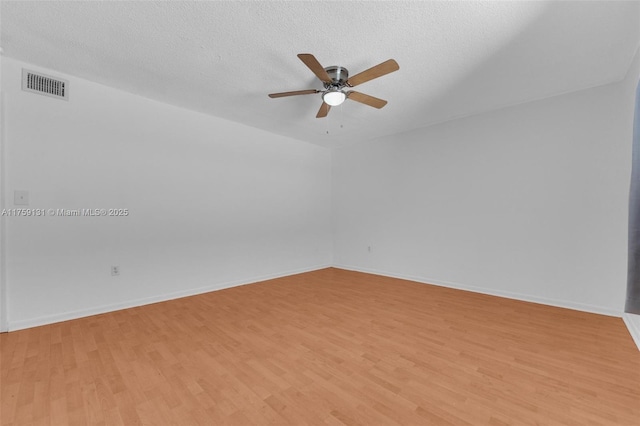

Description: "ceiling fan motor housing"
324 66 349 87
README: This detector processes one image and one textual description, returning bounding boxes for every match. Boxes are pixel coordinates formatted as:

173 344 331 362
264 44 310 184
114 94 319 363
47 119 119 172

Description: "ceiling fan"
268 53 399 118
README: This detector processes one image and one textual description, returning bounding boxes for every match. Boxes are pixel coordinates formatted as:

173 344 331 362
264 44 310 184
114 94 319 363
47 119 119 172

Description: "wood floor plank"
1 268 639 425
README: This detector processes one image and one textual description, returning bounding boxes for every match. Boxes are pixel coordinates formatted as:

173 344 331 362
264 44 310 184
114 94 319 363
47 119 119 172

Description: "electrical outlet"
14 190 29 206
111 266 120 276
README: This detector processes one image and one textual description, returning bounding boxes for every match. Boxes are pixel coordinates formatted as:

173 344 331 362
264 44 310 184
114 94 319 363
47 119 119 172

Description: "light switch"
14 190 29 205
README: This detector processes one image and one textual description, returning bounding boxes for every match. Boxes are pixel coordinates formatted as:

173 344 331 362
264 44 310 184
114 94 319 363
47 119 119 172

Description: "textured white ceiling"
1 1 639 147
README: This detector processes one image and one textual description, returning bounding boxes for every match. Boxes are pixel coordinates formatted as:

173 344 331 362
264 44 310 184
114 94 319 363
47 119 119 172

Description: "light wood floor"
2 268 639 425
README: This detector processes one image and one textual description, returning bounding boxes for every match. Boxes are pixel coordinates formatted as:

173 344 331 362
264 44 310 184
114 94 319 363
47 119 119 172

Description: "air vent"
22 69 69 101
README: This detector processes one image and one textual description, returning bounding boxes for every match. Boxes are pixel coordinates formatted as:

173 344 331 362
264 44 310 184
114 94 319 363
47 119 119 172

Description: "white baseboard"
8 263 331 331
622 313 640 351
10 262 636 352
333 264 622 318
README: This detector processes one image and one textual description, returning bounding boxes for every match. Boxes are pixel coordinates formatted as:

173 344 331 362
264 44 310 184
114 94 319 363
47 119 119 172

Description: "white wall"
2 57 332 330
333 51 640 316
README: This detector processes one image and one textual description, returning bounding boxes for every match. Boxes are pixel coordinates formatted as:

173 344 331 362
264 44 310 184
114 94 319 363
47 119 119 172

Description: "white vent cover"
22 69 68 101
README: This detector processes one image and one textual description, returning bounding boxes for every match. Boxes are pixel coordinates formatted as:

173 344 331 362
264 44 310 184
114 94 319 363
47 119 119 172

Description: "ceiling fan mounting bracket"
323 66 349 89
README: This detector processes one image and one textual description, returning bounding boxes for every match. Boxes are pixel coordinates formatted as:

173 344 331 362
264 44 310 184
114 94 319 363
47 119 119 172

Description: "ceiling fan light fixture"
323 89 346 106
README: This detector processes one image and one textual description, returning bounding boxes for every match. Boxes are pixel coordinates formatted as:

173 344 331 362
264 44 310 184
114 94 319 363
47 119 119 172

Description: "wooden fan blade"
347 59 399 87
347 91 387 109
298 54 332 83
268 89 318 98
316 102 331 118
